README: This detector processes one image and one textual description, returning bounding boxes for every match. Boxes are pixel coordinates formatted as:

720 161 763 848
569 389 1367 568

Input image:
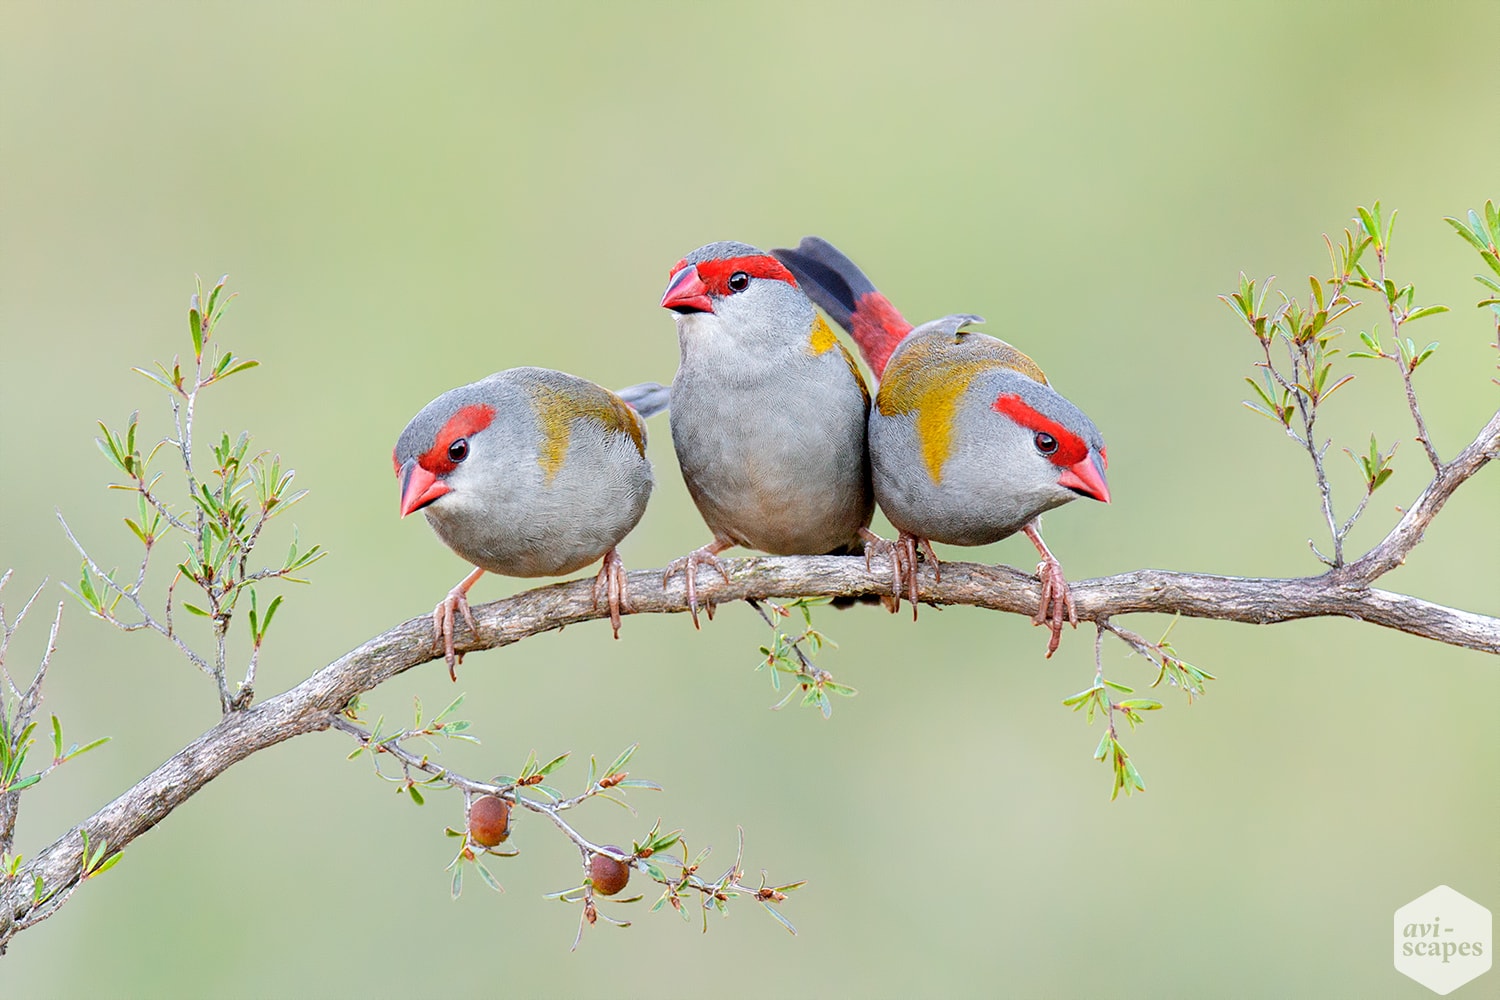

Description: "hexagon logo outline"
1394 884 1492 995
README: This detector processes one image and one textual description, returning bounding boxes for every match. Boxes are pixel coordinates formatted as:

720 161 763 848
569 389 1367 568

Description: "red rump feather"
992 394 1089 468
418 404 495 475
849 291 912 378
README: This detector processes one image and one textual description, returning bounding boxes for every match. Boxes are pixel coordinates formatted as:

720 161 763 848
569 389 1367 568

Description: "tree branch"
5 520 1498 941
1342 407 1500 582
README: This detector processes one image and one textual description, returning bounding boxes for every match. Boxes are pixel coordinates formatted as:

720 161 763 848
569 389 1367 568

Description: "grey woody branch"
3 404 1496 945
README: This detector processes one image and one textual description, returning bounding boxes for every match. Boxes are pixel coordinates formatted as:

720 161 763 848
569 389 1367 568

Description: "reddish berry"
589 846 630 896
468 795 510 847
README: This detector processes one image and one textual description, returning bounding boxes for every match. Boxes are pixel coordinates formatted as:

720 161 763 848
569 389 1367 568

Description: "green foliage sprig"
1225 204 1429 565
751 598 856 718
0 572 112 949
331 704 801 947
1442 200 1500 381
61 276 324 713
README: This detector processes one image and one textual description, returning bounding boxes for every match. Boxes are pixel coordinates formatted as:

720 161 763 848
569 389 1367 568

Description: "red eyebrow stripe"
689 255 798 297
417 404 495 475
992 394 1089 468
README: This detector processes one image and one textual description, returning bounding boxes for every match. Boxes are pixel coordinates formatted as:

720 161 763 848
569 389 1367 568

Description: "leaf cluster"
65 275 324 712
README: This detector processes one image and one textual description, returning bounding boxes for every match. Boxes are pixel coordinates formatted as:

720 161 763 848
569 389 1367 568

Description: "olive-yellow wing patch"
526 375 647 484
877 330 1047 484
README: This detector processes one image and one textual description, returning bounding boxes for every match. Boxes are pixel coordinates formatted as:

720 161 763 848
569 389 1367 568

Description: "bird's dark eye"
448 438 469 463
727 271 750 292
1034 432 1057 455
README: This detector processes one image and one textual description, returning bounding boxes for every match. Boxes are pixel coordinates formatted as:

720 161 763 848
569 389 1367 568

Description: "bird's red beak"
399 459 450 517
1058 452 1110 503
661 265 712 314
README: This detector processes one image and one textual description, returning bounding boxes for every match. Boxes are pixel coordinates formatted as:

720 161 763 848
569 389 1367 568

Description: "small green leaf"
519 749 539 779
537 751 571 777
1321 374 1355 401
89 852 123 877
77 564 97 607
474 860 504 894
1062 686 1100 708
189 307 204 358
432 693 465 724
1446 215 1489 253
259 595 283 640
63 737 110 761
603 743 639 777
206 276 227 318
51 715 63 759
1406 304 1448 322
761 900 798 935
218 360 259 379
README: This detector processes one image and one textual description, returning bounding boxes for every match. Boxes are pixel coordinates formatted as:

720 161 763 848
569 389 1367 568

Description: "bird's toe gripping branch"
591 547 630 639
662 540 732 628
860 527 940 620
1023 522 1077 657
433 567 485 681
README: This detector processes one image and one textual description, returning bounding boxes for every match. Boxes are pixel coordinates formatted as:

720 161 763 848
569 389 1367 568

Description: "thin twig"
56 514 212 676
1374 241 1444 472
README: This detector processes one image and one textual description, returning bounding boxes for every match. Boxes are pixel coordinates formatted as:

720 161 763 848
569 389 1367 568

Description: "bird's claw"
591 548 629 639
663 544 731 628
432 586 477 681
892 533 938 620
1033 555 1077 658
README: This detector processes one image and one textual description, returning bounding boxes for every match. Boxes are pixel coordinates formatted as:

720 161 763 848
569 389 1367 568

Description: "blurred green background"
3 2 1498 997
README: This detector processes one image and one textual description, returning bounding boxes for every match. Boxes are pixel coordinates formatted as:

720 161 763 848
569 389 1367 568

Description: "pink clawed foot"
662 540 731 628
1023 522 1076 658
433 567 485 681
896 534 941 620
591 547 630 639
861 529 937 619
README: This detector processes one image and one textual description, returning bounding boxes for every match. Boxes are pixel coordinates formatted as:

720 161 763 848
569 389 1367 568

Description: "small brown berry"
589 846 630 896
467 795 510 847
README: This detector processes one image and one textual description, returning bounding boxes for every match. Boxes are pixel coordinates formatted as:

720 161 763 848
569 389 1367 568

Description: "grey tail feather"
614 381 671 418
771 236 878 334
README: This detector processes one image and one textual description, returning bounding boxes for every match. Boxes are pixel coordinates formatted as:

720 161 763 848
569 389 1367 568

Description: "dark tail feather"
614 381 671 418
771 237 912 379
830 593 887 609
772 237 876 332
824 538 888 608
